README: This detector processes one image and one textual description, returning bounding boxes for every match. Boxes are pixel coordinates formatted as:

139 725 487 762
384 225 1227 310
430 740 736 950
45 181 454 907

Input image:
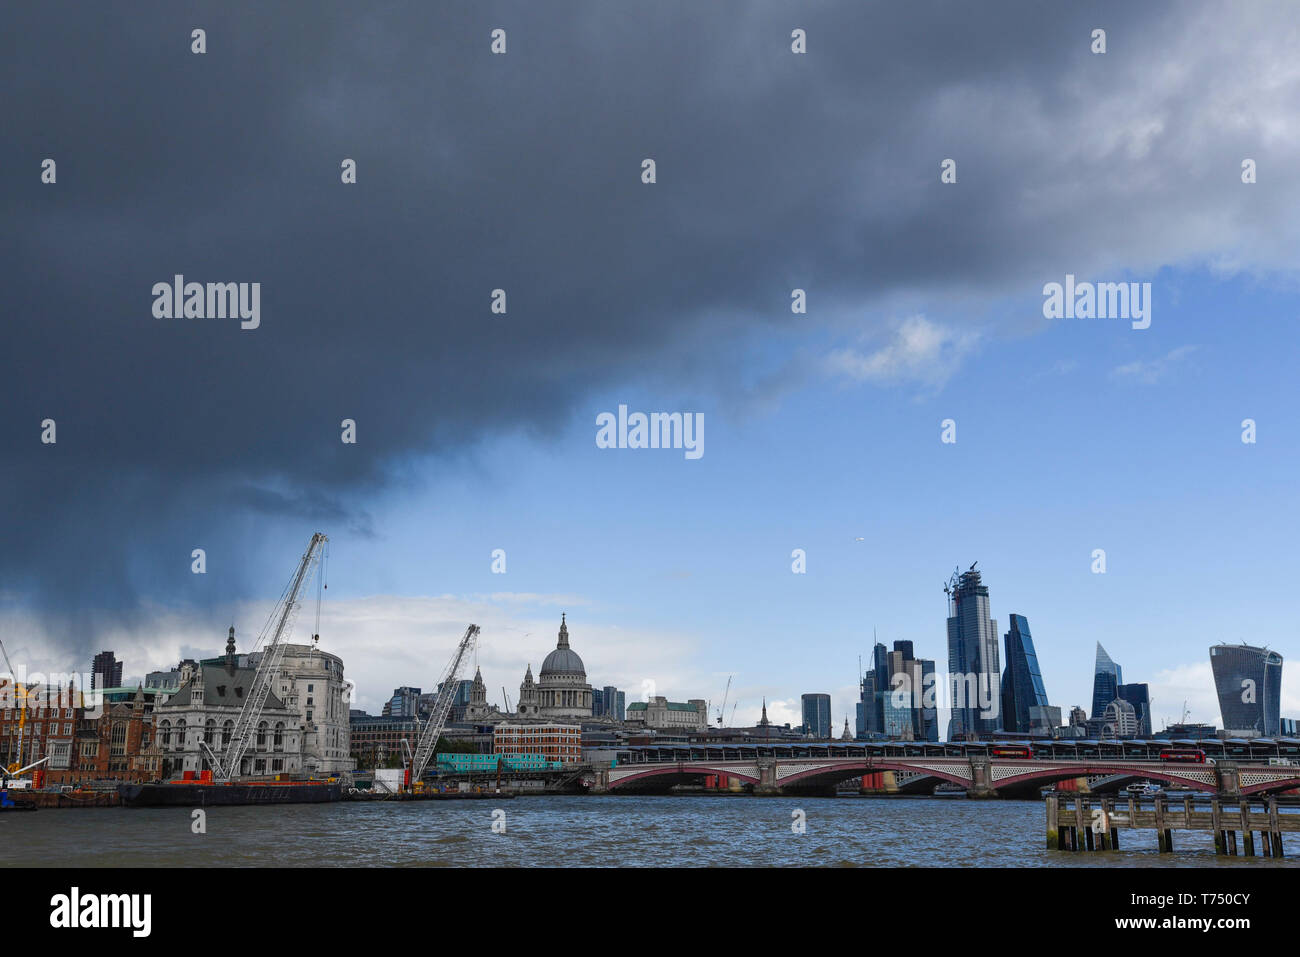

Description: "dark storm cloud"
3 1 1297 646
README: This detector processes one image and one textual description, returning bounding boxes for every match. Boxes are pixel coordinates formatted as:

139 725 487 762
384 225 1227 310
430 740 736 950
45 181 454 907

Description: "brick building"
0 682 159 785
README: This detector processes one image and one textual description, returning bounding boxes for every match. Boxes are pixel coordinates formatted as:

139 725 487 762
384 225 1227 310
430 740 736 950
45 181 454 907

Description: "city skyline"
41 575 1293 740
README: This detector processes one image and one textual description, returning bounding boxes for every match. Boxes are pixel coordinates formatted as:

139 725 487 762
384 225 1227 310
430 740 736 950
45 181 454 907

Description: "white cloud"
825 314 979 390
1112 345 1198 384
0 594 711 719
1149 658 1300 728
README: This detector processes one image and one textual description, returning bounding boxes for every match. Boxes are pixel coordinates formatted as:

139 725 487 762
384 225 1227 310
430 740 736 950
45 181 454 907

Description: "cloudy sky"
3 1 1299 728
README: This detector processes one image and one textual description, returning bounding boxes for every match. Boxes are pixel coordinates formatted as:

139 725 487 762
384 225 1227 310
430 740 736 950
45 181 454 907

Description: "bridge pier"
752 759 782 796
1215 761 1240 799
965 758 997 799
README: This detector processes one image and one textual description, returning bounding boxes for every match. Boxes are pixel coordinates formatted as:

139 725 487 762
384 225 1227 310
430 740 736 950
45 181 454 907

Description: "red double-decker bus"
990 744 1033 759
1159 747 1207 763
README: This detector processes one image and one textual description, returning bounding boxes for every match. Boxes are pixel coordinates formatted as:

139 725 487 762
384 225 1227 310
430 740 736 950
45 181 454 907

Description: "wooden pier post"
1046 792 1060 850
1075 796 1087 853
1099 797 1114 850
1269 796 1284 857
1154 794 1171 853
1211 799 1227 855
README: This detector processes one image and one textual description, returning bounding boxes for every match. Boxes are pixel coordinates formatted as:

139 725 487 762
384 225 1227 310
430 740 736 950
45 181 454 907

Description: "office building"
592 685 626 721
1090 643 1122 719
624 696 709 731
945 565 1001 739
802 693 832 739
1210 643 1283 736
1000 614 1051 734
1118 682 1152 737
91 651 123 690
384 686 422 719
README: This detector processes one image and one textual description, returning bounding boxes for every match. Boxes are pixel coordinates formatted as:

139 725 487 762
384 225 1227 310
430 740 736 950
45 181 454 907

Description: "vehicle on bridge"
1160 747 1209 764
990 744 1032 759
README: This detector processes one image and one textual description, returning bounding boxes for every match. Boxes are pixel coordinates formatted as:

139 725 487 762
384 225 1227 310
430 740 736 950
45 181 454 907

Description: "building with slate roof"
150 626 303 778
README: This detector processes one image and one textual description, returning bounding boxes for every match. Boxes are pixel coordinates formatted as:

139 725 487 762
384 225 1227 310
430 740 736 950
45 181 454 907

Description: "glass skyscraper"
945 565 1001 740
1210 644 1283 736
1000 614 1050 733
801 693 832 738
1090 643 1122 719
1117 682 1152 737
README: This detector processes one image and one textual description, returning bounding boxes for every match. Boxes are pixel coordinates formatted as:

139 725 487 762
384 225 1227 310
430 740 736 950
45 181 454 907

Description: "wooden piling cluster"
1045 791 1293 856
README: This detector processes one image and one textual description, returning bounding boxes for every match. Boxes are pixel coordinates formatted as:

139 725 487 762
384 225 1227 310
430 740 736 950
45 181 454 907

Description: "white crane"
408 624 480 791
716 675 732 727
0 635 31 773
1 755 50 791
200 532 328 781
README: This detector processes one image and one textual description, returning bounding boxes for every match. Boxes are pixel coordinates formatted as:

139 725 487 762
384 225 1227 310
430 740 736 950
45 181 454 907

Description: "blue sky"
243 266 1297 728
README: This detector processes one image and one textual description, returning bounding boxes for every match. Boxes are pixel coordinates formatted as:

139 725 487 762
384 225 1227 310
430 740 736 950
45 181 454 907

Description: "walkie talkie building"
1210 643 1283 736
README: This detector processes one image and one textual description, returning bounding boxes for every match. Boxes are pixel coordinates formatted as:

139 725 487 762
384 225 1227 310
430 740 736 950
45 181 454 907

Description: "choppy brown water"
7 795 1299 867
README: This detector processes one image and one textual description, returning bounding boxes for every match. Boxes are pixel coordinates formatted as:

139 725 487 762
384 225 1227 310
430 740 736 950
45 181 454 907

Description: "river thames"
9 795 1300 867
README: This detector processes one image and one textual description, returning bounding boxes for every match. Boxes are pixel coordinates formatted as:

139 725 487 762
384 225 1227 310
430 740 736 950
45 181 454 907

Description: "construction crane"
0 636 32 774
408 624 480 792
1 755 50 794
502 686 512 713
716 675 732 727
200 532 328 781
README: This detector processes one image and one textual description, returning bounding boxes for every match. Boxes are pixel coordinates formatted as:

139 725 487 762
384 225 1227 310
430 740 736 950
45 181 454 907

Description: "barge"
118 779 342 807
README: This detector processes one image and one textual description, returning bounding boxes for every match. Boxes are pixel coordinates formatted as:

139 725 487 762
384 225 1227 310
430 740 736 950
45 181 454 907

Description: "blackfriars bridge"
587 740 1300 798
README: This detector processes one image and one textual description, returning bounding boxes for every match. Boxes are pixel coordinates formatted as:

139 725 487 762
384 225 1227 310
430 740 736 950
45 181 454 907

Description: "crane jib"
209 533 328 781
409 624 480 788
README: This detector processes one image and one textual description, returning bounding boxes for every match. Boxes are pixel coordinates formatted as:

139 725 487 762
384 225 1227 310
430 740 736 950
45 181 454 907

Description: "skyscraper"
802 693 831 739
856 640 889 738
1090 643 1123 719
1117 683 1152 737
945 565 1001 740
884 646 916 739
91 650 123 689
1000 614 1050 733
1210 644 1283 736
918 656 939 742
879 640 938 741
